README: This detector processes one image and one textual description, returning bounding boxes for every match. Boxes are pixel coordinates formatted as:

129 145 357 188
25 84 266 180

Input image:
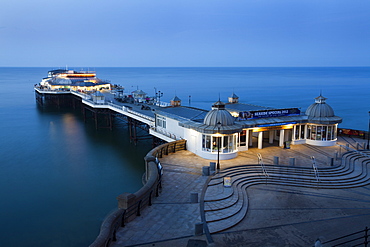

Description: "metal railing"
257 153 269 177
315 226 369 247
338 144 370 159
311 156 320 182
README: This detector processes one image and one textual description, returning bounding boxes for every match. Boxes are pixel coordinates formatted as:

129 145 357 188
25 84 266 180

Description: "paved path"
112 136 370 247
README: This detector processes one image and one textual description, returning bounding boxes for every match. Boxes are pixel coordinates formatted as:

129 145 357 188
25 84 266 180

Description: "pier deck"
35 87 178 142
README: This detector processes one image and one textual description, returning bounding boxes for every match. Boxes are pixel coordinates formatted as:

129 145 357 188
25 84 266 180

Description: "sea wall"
90 139 187 247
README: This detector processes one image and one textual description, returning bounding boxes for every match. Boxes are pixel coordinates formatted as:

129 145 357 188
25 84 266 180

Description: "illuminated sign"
257 122 297 127
238 108 300 120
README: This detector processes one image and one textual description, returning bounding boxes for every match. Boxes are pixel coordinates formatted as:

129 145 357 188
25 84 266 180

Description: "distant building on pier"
40 69 111 92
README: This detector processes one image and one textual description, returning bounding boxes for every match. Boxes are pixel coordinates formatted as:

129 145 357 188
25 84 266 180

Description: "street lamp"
156 90 163 106
217 121 222 171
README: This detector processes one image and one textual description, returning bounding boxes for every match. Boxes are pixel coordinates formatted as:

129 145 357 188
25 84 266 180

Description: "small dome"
203 100 235 126
305 95 335 118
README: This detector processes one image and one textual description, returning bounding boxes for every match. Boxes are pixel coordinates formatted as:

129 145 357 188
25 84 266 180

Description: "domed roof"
305 95 334 118
203 100 235 126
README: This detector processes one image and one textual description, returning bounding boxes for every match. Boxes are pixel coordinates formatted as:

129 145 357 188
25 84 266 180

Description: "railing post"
121 210 126 227
112 229 117 242
148 191 153 206
156 183 160 197
365 226 368 247
137 200 142 216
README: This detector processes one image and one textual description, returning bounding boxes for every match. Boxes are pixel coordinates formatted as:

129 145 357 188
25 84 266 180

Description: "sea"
0 67 369 246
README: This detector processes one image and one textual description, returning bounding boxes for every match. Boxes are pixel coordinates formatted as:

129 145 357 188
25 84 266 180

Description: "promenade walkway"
111 136 370 247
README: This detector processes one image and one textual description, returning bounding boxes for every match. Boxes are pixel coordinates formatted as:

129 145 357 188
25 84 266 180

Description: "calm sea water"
0 67 369 246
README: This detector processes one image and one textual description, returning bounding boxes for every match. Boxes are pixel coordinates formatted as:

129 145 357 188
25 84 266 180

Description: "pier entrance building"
154 93 342 160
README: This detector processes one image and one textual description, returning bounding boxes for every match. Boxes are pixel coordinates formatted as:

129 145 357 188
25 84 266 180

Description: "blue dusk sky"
1 0 369 67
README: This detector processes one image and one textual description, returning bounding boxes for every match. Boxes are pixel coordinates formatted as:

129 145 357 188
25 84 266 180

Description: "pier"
34 70 351 162
35 86 178 145
34 77 370 246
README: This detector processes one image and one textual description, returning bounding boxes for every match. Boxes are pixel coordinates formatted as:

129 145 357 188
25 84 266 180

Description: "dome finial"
315 94 327 104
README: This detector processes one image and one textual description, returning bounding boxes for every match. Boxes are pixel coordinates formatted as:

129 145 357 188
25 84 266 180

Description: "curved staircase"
202 150 370 234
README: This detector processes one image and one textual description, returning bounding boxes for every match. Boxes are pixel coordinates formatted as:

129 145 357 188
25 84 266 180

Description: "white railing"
127 109 155 122
107 102 123 111
150 127 181 141
81 98 155 124
154 101 171 107
71 90 92 100
34 86 71 94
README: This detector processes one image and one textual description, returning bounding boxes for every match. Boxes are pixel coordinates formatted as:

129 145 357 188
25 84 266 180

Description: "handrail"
338 144 370 158
311 156 320 182
257 153 269 177
315 226 369 247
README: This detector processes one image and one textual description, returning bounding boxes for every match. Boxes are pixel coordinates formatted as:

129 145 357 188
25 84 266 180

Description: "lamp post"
217 121 222 171
156 90 163 107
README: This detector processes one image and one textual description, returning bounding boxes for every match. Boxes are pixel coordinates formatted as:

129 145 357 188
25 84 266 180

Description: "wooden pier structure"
34 87 178 145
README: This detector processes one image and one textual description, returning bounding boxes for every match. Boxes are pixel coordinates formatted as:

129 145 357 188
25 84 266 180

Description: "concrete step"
207 184 249 233
202 152 370 233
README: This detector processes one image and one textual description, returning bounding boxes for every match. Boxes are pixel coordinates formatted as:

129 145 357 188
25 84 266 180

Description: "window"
213 137 221 151
295 125 300 140
307 124 336 141
202 134 238 153
294 125 305 140
202 135 211 151
300 125 305 139
156 116 166 128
